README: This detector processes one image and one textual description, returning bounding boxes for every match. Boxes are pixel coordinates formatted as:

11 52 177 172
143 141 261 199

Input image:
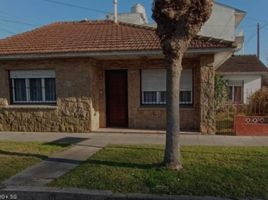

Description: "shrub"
215 75 229 112
247 87 268 115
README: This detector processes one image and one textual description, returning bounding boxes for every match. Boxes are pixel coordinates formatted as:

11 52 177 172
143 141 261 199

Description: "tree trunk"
164 54 183 170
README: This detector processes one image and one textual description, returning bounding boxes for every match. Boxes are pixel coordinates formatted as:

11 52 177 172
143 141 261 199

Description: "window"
10 70 56 104
228 80 243 104
141 69 193 105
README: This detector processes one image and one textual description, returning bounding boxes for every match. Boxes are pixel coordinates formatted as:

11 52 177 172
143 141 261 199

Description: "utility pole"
257 23 260 58
113 0 118 23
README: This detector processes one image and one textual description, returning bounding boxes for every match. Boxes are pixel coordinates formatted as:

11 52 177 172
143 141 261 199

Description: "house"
107 2 246 43
217 55 268 104
0 19 238 134
107 4 149 25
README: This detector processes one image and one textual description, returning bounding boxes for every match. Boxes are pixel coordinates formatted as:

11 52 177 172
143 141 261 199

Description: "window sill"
138 105 166 111
0 105 58 110
138 105 195 111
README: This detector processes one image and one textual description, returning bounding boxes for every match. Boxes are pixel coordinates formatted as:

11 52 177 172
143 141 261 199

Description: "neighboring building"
107 2 246 41
107 2 246 69
0 20 237 134
107 4 148 25
200 2 246 42
263 72 268 87
217 55 268 104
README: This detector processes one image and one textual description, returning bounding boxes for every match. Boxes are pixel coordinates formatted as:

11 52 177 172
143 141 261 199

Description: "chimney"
113 0 118 23
131 4 148 24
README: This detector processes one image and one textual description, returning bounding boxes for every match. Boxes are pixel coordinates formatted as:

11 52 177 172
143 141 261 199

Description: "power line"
41 0 109 14
261 22 268 29
245 22 268 45
0 27 16 35
0 18 37 27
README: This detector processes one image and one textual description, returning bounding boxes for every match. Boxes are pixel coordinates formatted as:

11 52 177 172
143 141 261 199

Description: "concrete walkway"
1 130 268 187
0 131 268 146
2 138 107 187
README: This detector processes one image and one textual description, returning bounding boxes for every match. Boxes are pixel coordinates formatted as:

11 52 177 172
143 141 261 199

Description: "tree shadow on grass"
0 150 48 160
86 159 164 170
181 150 268 158
44 137 87 147
108 145 164 152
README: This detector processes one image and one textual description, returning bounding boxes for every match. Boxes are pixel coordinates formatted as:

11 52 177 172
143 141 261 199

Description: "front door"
106 70 128 127
234 86 243 104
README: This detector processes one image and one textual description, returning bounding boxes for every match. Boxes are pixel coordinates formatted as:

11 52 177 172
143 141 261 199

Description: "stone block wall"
0 97 91 132
0 58 96 133
0 56 216 134
98 58 201 131
199 55 216 134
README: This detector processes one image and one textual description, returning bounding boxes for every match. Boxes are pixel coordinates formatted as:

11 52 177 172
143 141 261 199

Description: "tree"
152 0 213 170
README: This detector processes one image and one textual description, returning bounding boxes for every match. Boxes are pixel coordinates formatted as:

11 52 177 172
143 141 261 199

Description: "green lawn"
0 141 69 183
51 145 268 199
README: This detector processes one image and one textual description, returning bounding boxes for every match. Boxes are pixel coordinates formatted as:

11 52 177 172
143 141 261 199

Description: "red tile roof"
217 55 268 73
0 20 235 56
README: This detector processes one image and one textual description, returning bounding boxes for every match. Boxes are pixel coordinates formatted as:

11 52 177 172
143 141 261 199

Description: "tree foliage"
214 75 228 111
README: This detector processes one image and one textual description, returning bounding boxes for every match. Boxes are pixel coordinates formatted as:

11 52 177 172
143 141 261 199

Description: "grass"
51 145 268 199
0 141 69 183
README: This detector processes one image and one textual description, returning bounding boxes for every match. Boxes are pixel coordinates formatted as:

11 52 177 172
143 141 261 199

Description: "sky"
0 0 267 65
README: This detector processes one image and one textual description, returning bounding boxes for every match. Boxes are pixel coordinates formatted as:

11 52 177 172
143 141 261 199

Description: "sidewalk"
0 131 268 146
0 186 230 200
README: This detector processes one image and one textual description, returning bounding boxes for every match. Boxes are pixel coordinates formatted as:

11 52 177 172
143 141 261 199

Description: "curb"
0 186 231 200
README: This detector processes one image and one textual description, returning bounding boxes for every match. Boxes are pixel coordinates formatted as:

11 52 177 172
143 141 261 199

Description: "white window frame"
180 89 193 105
228 80 244 104
10 70 56 104
142 91 166 105
141 69 193 105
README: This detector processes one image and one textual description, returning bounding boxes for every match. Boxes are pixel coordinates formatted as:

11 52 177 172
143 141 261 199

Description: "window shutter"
142 69 166 91
10 70 55 79
180 69 192 91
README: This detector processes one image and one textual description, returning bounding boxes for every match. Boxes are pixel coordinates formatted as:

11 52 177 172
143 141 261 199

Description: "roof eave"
0 48 234 60
217 71 268 76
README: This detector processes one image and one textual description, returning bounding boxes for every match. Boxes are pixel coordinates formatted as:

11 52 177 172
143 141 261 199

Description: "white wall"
107 13 146 25
199 3 236 41
214 51 233 69
223 75 262 103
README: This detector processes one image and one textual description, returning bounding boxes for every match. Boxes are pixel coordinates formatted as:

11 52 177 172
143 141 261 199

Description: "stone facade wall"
98 58 201 131
199 55 216 134
0 58 96 132
0 56 216 134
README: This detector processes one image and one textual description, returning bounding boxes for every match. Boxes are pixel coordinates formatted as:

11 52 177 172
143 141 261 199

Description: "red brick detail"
235 115 268 136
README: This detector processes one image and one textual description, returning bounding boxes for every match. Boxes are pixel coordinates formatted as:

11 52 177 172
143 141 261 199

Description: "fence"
216 104 237 135
216 101 268 135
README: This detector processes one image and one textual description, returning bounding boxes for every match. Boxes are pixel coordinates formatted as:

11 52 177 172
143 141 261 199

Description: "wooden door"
234 86 243 104
106 70 128 127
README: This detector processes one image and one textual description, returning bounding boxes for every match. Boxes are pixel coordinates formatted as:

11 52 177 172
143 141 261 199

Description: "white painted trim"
10 70 55 79
0 48 234 60
141 69 193 105
217 72 267 76
41 79 46 102
11 79 16 103
26 79 30 102
10 71 57 104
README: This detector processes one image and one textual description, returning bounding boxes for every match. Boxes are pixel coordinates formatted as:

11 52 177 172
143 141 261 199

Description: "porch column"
200 55 216 134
